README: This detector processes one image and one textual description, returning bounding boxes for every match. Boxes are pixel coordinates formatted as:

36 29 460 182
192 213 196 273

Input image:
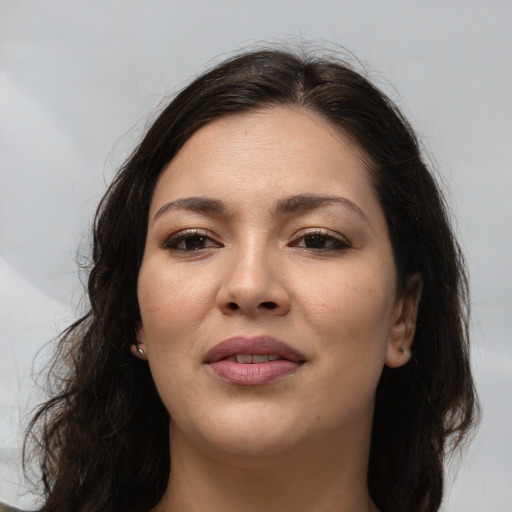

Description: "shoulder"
0 503 31 512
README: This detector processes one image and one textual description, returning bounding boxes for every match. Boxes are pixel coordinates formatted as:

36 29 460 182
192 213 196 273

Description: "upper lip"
204 336 306 363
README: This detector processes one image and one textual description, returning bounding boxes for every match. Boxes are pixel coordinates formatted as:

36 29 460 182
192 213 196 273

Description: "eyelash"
162 229 222 252
162 228 350 253
289 229 351 252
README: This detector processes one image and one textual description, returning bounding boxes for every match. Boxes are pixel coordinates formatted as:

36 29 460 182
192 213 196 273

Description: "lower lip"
208 360 302 386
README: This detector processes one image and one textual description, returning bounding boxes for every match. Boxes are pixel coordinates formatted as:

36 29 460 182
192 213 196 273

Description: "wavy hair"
24 48 478 512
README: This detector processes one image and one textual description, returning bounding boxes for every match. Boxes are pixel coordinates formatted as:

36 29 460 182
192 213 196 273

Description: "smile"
204 336 306 386
228 354 282 363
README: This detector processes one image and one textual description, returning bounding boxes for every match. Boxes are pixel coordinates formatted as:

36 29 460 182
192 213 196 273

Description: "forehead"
150 107 382 221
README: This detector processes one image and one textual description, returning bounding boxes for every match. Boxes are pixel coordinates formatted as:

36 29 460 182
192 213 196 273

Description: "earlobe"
385 274 423 368
131 326 148 360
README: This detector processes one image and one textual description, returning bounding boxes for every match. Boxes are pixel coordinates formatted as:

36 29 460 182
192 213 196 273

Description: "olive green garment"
0 503 27 512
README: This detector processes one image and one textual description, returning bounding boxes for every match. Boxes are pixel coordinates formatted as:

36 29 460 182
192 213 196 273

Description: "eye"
290 230 351 251
163 229 222 252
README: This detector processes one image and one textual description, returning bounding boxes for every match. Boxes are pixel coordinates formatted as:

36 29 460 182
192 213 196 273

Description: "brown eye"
304 234 333 249
291 230 351 251
164 230 222 251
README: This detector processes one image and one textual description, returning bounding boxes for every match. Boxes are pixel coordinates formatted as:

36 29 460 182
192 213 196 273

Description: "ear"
385 274 423 368
130 324 148 360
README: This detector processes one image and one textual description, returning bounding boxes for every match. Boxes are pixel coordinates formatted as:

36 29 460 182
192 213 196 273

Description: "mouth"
204 336 306 386
225 354 286 363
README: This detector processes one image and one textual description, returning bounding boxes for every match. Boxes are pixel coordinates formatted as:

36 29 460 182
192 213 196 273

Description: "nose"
216 243 291 317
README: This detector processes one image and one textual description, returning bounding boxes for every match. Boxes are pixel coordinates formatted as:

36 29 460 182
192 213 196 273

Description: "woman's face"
137 107 416 462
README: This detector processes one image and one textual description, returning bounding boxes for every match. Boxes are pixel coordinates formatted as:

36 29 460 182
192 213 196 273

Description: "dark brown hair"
25 48 478 512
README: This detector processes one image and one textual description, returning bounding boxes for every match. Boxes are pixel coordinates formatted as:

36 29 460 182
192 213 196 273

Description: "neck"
153 423 378 512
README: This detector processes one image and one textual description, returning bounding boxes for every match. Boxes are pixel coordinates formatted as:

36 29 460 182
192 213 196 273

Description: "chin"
203 434 302 467
175 408 309 463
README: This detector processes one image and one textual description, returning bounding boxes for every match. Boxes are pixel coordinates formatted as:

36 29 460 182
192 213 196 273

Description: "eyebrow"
153 197 227 223
274 194 369 224
153 194 370 226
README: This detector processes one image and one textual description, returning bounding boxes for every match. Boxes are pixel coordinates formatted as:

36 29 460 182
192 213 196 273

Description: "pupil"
185 235 205 250
305 235 326 249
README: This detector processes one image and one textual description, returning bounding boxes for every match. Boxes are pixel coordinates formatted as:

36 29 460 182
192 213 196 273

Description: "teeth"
234 354 281 363
252 354 269 363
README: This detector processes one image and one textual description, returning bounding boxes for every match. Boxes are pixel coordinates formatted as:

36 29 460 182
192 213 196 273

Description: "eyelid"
161 228 223 250
289 228 352 249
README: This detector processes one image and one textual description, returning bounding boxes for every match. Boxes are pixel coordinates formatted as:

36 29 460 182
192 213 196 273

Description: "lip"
204 335 306 386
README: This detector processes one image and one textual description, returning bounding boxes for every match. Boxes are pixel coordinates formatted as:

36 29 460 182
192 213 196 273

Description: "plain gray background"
1 1 511 510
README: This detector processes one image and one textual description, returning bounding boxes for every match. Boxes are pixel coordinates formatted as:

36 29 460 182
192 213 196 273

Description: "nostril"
227 302 239 310
260 301 278 310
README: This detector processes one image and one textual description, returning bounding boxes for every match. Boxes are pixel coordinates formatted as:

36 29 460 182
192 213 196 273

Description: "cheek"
299 266 395 421
137 260 215 346
298 261 396 345
137 263 214 413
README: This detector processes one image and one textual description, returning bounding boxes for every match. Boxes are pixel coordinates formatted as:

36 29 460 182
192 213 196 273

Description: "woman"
24 48 478 512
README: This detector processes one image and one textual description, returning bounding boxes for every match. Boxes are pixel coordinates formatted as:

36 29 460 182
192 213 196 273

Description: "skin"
135 107 421 512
